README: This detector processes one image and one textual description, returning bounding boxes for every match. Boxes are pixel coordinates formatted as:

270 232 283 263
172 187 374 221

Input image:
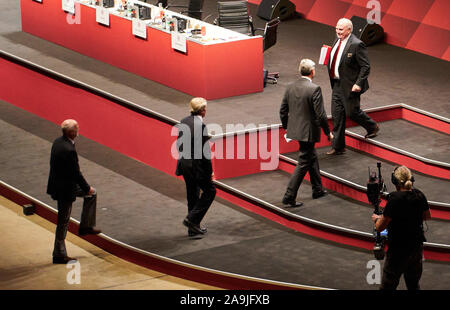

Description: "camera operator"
371 165 431 290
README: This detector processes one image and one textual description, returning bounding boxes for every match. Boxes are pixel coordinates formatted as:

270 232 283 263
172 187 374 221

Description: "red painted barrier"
0 56 179 177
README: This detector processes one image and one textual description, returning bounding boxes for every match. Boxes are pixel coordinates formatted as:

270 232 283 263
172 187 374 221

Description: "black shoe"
183 218 206 235
365 124 380 139
78 227 102 236
53 256 77 264
282 198 303 208
188 227 207 238
326 148 346 155
188 227 207 236
312 190 328 199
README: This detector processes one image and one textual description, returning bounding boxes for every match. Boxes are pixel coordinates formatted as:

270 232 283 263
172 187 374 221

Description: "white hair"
299 59 315 76
337 18 353 32
61 119 78 133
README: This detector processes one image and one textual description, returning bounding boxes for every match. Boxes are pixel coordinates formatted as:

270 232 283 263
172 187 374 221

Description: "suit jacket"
328 33 370 97
175 114 213 180
280 77 330 143
47 136 90 202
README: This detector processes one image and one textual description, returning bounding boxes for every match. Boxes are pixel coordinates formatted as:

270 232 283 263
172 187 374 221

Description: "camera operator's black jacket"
383 188 429 250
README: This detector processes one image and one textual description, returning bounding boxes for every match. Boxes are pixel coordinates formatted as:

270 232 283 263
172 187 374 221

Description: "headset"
391 166 415 187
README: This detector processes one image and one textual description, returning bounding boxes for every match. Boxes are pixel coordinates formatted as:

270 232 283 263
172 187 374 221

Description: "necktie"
330 40 342 79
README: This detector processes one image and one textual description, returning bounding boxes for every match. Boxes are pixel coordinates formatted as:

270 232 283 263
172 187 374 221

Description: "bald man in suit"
47 119 101 264
327 18 379 155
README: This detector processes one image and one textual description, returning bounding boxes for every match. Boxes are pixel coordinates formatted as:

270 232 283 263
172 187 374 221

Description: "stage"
0 0 449 289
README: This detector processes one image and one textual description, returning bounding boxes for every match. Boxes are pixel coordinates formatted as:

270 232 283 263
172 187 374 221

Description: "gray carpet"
220 170 450 245
348 119 450 163
284 145 450 204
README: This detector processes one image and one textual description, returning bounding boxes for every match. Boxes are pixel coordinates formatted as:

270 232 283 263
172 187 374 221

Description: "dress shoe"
312 190 328 199
365 124 380 139
326 148 346 155
282 198 303 208
183 218 206 235
188 227 207 237
53 256 77 264
78 227 102 236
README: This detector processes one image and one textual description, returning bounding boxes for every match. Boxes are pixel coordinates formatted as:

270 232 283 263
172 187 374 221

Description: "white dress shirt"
330 35 350 79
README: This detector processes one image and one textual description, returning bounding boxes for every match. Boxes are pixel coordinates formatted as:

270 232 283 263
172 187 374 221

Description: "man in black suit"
280 59 333 207
176 98 216 237
327 18 379 155
47 119 101 264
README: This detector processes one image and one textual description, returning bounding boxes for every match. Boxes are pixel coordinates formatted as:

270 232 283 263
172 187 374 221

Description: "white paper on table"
62 0 75 14
171 31 187 53
132 18 147 39
96 6 110 26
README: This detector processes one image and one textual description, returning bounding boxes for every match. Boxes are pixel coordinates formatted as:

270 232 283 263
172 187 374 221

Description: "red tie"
330 40 342 79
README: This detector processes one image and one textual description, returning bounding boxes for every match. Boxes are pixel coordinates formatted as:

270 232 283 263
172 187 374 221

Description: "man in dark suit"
327 18 379 155
176 98 216 237
47 119 101 264
280 59 333 207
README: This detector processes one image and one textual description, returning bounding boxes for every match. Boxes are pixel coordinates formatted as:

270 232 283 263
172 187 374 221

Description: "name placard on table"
62 0 75 14
96 6 110 26
132 18 147 39
171 32 187 53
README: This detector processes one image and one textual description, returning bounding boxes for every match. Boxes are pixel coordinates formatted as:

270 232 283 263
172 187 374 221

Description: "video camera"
367 162 388 260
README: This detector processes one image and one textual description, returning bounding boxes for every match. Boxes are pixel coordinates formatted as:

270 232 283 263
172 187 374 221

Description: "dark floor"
220 169 450 245
0 0 449 290
347 119 450 164
284 147 450 205
1 100 449 290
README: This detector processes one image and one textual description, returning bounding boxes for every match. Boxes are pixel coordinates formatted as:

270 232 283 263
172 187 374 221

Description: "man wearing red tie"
327 18 379 155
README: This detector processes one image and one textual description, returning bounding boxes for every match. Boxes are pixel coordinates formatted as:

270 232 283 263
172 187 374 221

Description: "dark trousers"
183 174 216 225
380 244 424 290
284 141 322 201
331 81 377 150
53 188 97 258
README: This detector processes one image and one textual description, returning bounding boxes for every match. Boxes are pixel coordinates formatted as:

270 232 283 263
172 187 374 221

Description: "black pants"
381 244 424 290
283 141 322 201
53 188 97 258
183 174 216 225
331 81 377 150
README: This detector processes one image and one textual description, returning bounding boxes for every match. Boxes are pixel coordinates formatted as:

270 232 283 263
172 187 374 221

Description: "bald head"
61 119 79 140
336 18 353 41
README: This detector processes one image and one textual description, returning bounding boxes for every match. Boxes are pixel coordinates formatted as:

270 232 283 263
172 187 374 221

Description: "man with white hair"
327 18 379 155
176 98 216 238
47 119 101 264
280 59 333 207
